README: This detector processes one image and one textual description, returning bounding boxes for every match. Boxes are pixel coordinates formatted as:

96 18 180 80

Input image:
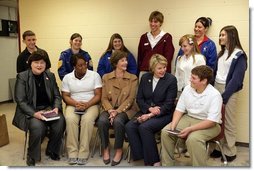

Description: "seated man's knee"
185 134 199 147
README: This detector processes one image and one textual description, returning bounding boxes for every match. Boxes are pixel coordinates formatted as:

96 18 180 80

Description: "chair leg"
91 129 99 158
214 141 228 165
127 144 131 163
124 143 129 160
175 138 181 158
60 132 67 157
23 131 28 160
99 139 102 157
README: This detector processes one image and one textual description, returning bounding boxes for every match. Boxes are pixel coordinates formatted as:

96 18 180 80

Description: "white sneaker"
77 158 88 165
184 151 190 158
68 158 77 165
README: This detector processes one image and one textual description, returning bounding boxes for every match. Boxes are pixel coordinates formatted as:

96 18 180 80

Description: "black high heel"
111 155 122 166
103 158 110 165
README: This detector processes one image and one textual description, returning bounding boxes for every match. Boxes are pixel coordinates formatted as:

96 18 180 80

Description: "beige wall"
19 0 249 143
0 6 18 101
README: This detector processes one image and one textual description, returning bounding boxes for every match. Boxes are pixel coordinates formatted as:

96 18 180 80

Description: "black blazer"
136 72 177 117
12 69 62 131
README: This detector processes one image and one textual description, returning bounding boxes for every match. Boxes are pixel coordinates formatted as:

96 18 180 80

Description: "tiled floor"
0 102 250 167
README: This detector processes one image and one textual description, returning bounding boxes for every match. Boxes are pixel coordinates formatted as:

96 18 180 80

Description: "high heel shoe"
111 155 122 166
102 148 110 165
103 158 110 165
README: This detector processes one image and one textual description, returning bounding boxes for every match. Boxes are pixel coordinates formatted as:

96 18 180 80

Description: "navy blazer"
12 69 62 131
136 72 177 117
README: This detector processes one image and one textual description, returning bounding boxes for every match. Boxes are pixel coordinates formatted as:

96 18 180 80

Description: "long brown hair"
101 33 129 58
218 25 246 60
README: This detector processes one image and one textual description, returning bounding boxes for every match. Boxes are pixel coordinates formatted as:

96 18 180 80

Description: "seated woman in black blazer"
125 54 177 166
12 50 66 166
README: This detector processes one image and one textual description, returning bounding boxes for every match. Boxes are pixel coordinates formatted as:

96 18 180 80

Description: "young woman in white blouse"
175 34 206 97
210 25 247 162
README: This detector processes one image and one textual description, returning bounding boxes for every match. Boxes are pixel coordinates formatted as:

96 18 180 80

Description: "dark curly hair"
71 53 87 67
28 50 51 69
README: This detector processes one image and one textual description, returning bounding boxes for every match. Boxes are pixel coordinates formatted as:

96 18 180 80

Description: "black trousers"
27 114 66 161
125 112 171 165
97 111 129 149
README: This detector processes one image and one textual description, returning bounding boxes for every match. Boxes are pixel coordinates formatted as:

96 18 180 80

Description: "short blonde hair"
149 54 168 73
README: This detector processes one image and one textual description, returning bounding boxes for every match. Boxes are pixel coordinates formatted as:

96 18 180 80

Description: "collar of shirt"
198 35 209 49
147 30 166 40
107 70 131 80
190 84 212 97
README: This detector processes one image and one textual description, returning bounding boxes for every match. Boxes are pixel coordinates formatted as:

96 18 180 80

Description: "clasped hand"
75 101 89 111
108 109 118 125
149 106 160 115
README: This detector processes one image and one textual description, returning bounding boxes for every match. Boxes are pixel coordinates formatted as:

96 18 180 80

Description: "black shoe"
210 150 222 158
26 156 35 166
103 158 110 165
221 155 236 162
46 150 60 160
111 155 122 166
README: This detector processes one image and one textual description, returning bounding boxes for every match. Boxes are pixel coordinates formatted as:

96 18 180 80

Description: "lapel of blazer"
27 70 37 108
152 73 167 99
147 74 153 92
44 71 52 103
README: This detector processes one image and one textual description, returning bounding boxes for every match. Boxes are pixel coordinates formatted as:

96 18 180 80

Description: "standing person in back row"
177 17 217 70
137 10 175 79
210 25 247 162
58 33 93 80
97 33 137 77
16 30 51 73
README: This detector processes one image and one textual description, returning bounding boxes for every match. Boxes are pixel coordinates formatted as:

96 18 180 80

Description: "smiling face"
113 38 123 50
116 57 128 71
70 36 82 50
23 35 37 50
31 59 46 75
181 40 193 57
149 18 161 33
219 30 228 48
194 21 207 39
190 73 207 92
153 62 166 78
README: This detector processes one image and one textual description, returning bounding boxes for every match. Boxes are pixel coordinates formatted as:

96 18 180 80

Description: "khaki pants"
161 115 220 166
65 105 99 159
215 82 238 156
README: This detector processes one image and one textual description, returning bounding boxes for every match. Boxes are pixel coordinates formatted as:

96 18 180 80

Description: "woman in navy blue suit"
125 54 177 166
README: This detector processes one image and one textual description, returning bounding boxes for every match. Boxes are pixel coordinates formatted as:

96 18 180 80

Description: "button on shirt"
176 84 222 123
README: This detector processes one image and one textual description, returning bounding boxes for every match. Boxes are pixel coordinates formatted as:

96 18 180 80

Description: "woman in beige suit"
97 50 138 166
